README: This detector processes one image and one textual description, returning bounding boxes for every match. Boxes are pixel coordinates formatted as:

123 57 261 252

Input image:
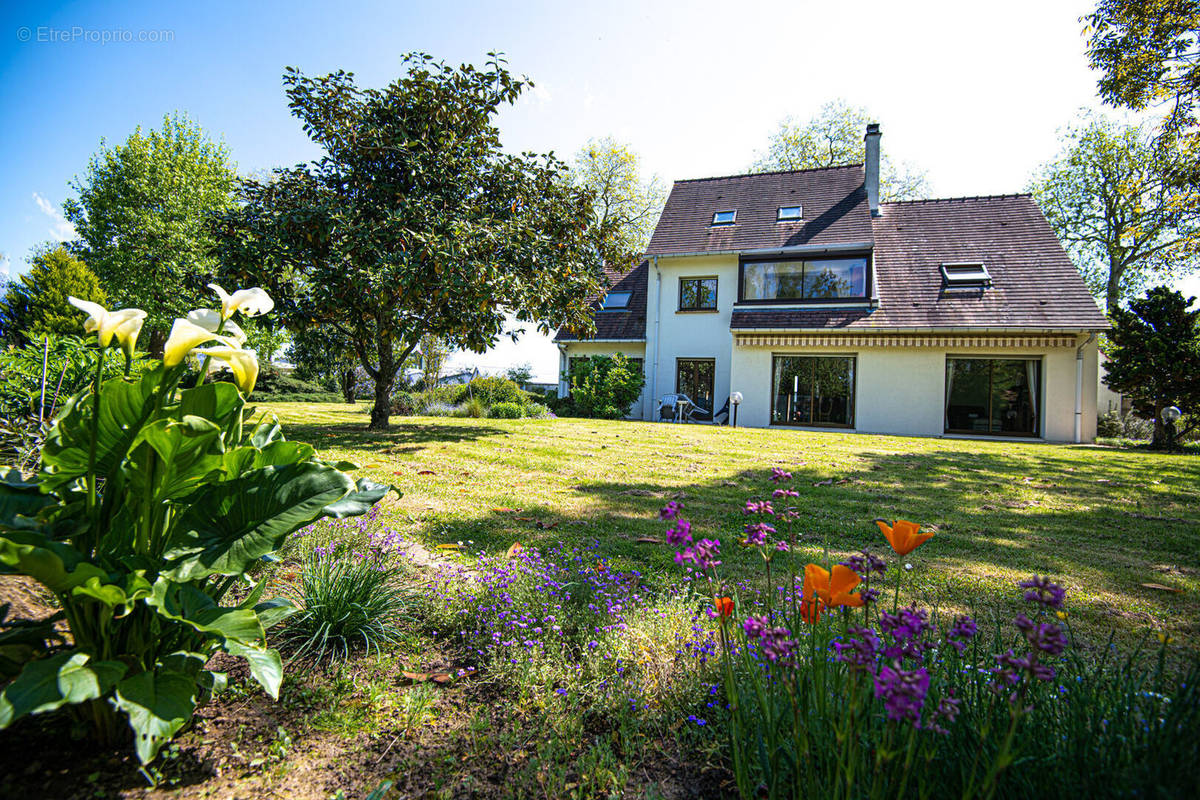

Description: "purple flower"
742 615 767 639
1015 614 1067 655
775 541 790 552
743 521 776 545
760 627 796 663
675 538 721 569
926 691 961 734
744 499 775 515
769 468 792 482
880 606 936 662
1019 575 1066 609
659 501 683 522
874 665 931 724
947 615 978 653
832 626 881 670
772 488 800 499
841 550 888 578
666 519 693 546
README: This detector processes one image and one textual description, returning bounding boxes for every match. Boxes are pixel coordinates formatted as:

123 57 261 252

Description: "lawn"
270 402 1200 652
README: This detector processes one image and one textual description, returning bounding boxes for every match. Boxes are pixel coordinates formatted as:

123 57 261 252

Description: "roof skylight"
601 290 633 310
711 210 736 225
777 205 803 221
941 262 991 287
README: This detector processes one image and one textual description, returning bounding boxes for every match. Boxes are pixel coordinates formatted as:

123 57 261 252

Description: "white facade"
563 253 1102 442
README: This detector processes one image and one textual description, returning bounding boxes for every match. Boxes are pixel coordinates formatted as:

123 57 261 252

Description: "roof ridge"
882 193 1032 205
673 163 863 184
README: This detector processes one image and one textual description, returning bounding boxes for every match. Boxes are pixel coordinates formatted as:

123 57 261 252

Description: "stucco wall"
643 254 739 420
560 341 648 419
728 337 1099 441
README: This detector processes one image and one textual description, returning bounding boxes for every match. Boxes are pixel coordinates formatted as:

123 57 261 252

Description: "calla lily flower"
186 308 247 346
68 296 147 352
163 319 239 367
208 283 274 320
804 563 865 608
876 519 935 557
193 346 260 395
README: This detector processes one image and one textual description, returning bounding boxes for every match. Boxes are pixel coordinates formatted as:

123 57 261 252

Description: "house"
556 125 1110 442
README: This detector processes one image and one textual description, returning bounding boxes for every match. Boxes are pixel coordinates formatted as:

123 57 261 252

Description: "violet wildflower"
772 488 800 499
947 615 978 653
832 626 881 671
744 499 775 515
676 538 721 569
1015 614 1067 655
769 468 792 482
659 501 683 522
926 691 961 734
743 615 767 639
666 519 693 546
775 541 790 552
841 550 888 578
1019 575 1066 609
743 521 776 545
873 665 931 724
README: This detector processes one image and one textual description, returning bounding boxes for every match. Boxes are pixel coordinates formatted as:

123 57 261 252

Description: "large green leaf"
145 579 265 645
177 381 242 429
162 463 356 580
71 571 152 613
322 478 395 518
0 531 106 593
128 416 226 501
40 371 159 490
253 597 298 630
0 651 126 728
0 469 54 531
222 640 284 699
112 666 199 764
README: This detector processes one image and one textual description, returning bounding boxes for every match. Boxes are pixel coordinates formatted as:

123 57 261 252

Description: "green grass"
263 402 1200 653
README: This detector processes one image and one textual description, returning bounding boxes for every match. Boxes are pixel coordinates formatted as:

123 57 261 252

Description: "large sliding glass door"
771 356 856 427
945 358 1041 436
676 359 716 412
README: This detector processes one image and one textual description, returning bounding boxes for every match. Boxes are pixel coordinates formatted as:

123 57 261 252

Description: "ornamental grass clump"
658 472 1200 799
276 541 408 664
0 285 391 766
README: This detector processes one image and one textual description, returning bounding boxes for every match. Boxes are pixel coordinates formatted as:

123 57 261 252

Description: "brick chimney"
864 123 881 216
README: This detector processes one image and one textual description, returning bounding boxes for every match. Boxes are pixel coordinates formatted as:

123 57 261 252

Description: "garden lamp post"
1162 405 1182 452
730 391 743 428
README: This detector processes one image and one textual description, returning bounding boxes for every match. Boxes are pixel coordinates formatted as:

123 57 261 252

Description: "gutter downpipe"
649 256 662 421
1074 332 1097 443
556 344 568 399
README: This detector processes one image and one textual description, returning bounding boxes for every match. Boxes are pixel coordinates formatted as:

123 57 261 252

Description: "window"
741 257 869 302
676 359 716 412
941 262 991 288
771 356 855 427
711 210 736 225
945 358 1040 436
600 291 632 310
777 205 803 221
679 277 718 311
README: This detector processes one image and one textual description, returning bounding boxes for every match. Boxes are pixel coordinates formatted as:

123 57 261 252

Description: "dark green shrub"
568 354 644 418
490 401 523 419
453 376 525 407
277 545 407 663
455 397 486 418
390 391 418 415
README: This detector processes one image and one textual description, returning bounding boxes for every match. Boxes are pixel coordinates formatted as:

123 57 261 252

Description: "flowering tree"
213 53 606 429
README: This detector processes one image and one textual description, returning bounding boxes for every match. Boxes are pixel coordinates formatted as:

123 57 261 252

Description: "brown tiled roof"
554 260 648 342
731 195 1109 332
645 165 873 256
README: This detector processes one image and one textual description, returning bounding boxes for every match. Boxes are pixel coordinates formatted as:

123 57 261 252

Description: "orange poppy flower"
803 563 865 608
876 519 935 556
714 597 734 619
799 593 823 624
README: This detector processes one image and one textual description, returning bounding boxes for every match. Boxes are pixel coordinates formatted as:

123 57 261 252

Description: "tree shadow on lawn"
416 446 1200 650
280 419 512 455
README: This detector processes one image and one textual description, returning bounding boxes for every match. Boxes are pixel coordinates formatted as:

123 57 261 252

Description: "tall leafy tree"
63 113 237 351
287 325 361 403
573 138 664 267
1103 286 1200 447
0 245 107 345
1086 0 1200 187
419 334 451 390
1029 112 1199 312
750 99 930 201
213 54 605 429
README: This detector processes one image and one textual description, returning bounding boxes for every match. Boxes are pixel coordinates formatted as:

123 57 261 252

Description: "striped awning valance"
733 333 1079 349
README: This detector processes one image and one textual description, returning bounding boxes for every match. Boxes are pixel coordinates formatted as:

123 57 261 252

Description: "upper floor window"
711 210 736 226
777 205 803 221
601 291 632 310
679 277 718 311
740 256 869 302
941 262 991 288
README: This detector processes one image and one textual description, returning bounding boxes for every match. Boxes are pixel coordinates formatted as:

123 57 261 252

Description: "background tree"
0 245 107 345
568 354 645 419
1029 112 1200 312
419 334 451 390
505 362 534 386
287 325 361 403
1086 0 1200 188
573 138 665 267
750 99 930 201
1103 286 1200 447
64 113 237 351
213 54 605 429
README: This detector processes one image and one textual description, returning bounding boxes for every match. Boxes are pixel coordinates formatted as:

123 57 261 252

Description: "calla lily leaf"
322 478 397 519
112 666 200 764
0 651 127 729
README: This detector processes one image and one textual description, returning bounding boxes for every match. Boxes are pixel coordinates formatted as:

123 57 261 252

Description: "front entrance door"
676 359 716 413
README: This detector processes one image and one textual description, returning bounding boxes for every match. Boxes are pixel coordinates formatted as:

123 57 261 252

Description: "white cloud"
520 82 552 110
32 192 76 242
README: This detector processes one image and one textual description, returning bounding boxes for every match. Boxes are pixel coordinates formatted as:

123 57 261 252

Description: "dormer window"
711 210 736 226
941 262 991 288
600 290 632 310
777 205 803 221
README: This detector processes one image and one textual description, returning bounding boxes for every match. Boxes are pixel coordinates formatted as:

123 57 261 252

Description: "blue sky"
3 0 1196 379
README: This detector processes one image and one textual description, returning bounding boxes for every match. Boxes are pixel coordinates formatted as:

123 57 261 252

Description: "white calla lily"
186 308 247 346
68 296 147 352
208 283 274 320
193 346 260 395
163 319 239 367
